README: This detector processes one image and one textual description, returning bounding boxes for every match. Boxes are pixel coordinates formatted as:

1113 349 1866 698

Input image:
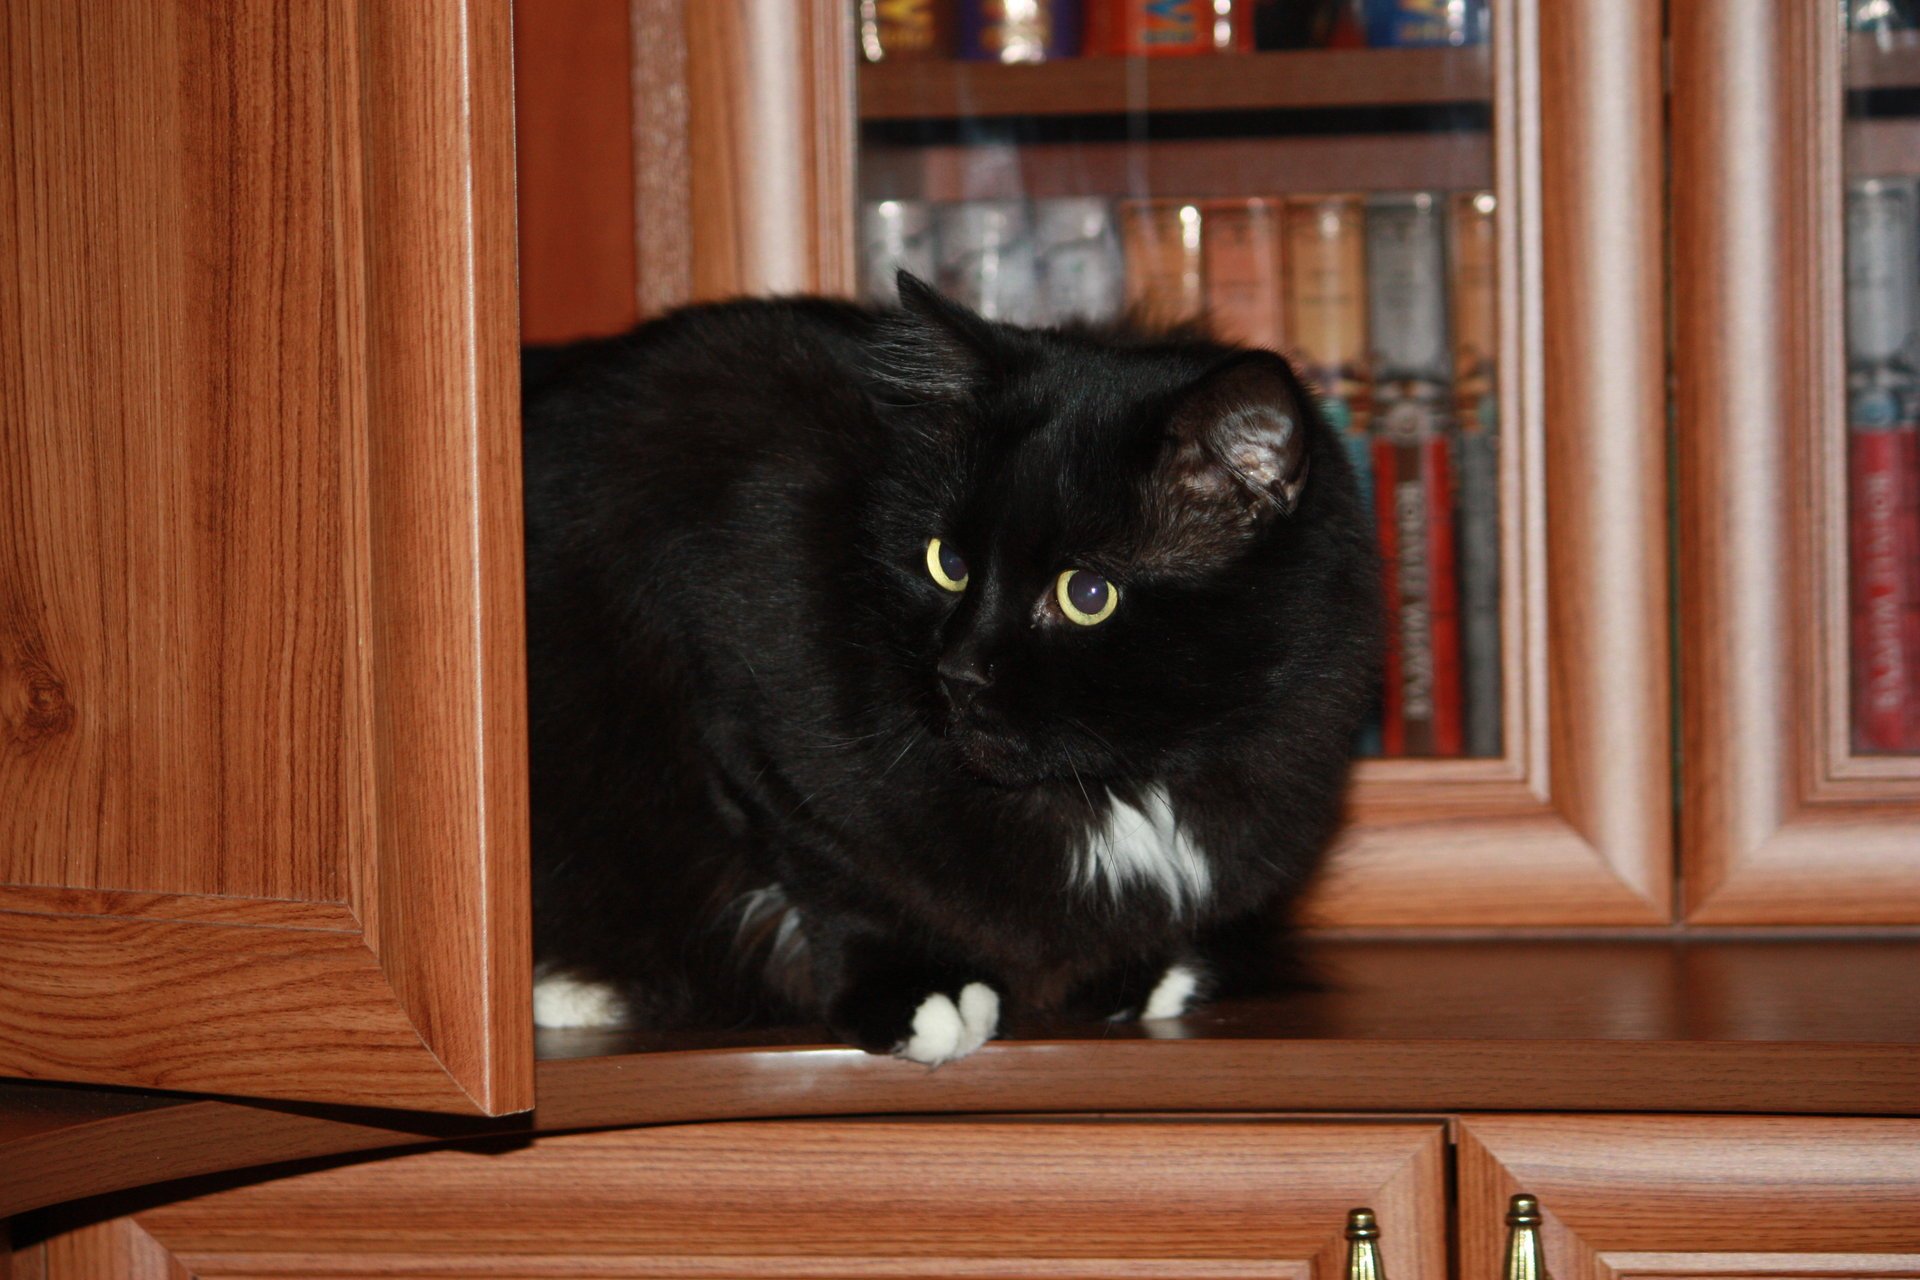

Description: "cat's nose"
936 653 994 708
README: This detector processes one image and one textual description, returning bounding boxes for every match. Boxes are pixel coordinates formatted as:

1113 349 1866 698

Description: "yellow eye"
926 537 969 592
1055 569 1118 626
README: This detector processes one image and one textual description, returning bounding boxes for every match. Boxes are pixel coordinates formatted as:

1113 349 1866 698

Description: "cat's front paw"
897 982 1000 1065
1140 962 1203 1021
832 979 1001 1066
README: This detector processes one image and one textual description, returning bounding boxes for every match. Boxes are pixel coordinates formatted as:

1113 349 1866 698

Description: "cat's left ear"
1163 352 1311 520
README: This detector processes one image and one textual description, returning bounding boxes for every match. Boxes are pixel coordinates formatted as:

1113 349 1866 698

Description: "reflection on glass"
1844 10 1920 752
855 0 1500 757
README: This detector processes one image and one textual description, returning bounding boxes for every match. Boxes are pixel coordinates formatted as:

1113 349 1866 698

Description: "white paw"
1141 962 1201 1021
895 982 1000 1066
533 971 629 1029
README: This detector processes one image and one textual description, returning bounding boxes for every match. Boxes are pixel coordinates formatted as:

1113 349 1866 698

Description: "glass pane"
1844 6 1920 754
854 0 1501 758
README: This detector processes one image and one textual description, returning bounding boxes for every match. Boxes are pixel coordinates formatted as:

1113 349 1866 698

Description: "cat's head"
860 274 1374 789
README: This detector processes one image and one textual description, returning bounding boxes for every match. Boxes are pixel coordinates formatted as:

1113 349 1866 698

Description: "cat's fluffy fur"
523 276 1378 1062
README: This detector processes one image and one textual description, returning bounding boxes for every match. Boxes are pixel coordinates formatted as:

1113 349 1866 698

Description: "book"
1366 192 1463 757
1202 198 1286 351
1844 177 1920 752
1448 190 1501 757
857 0 947 61
1087 0 1212 55
1033 197 1126 324
1282 194 1377 752
1119 199 1206 325
956 0 1082 62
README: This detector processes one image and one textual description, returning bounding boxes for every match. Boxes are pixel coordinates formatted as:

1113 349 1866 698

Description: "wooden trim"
1304 0 1671 925
353 0 532 1113
858 47 1492 121
638 0 853 306
0 886 358 932
1674 1 1920 923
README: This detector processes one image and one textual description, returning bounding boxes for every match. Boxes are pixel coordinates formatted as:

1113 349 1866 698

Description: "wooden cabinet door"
0 1 530 1114
1673 2 1920 921
30 1118 1448 1278
1460 1116 1920 1280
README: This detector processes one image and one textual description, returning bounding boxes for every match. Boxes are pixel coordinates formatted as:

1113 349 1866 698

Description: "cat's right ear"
867 272 999 404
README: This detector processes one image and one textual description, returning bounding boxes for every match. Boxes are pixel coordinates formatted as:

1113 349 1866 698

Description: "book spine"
1845 177 1920 752
1119 199 1206 325
1367 192 1462 756
1093 0 1212 55
956 0 1083 62
935 200 1038 324
1201 198 1286 351
1448 190 1501 757
1282 194 1377 753
858 0 947 61
1033 197 1125 324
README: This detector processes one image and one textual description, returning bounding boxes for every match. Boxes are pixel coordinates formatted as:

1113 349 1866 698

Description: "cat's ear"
867 272 1000 403
1162 352 1312 521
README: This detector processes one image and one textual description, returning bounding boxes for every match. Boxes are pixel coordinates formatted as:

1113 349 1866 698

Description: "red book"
1374 426 1464 757
1087 0 1212 55
1849 426 1920 751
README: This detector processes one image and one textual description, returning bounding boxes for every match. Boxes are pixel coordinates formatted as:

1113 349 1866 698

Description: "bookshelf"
858 47 1493 120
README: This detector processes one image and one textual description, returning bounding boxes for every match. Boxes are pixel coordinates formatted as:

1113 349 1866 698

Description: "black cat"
523 275 1378 1063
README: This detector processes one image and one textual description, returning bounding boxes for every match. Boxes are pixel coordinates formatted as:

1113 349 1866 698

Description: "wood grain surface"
4 939 1917 1221
514 0 640 343
0 0 528 1115
1673 0 1920 923
858 47 1491 120
1458 1114 1920 1280
42 1120 1447 1280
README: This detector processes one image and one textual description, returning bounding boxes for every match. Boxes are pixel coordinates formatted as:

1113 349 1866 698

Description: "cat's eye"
1055 569 1118 626
926 537 969 592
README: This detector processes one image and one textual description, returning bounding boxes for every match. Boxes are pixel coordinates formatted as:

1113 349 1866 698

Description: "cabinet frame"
1674 0 1920 923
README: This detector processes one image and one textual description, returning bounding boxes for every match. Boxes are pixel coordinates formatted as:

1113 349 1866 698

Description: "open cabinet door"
0 0 530 1115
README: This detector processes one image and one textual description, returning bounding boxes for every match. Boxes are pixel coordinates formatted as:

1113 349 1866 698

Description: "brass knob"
1346 1207 1385 1280
1504 1194 1551 1280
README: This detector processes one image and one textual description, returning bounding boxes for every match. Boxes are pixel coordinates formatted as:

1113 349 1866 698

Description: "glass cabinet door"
1674 1 1920 923
847 0 1671 925
855 1 1500 761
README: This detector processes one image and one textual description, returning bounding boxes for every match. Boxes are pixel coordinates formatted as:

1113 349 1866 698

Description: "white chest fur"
1075 784 1212 913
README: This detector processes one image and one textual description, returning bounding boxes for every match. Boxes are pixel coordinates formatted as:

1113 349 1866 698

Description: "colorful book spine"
1201 198 1286 351
1366 192 1462 757
1362 0 1489 46
1119 199 1206 325
1281 194 1377 753
956 0 1082 62
1448 190 1501 757
1087 0 1212 55
858 0 947 60
1844 177 1920 752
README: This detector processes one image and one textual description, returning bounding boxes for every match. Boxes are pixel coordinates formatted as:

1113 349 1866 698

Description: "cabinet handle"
1504 1194 1551 1280
1346 1207 1386 1280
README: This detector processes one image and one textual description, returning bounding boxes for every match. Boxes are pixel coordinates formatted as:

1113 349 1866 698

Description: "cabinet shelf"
7 938 1917 1220
1848 31 1920 91
857 47 1492 122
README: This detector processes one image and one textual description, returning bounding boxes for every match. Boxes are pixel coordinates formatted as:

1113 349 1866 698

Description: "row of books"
858 0 1489 64
1846 176 1920 752
861 190 1502 757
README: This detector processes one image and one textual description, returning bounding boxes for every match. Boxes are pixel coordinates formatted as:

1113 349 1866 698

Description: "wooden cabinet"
1460 1116 1920 1280
22 1113 1920 1278
31 1119 1449 1279
0 0 529 1113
